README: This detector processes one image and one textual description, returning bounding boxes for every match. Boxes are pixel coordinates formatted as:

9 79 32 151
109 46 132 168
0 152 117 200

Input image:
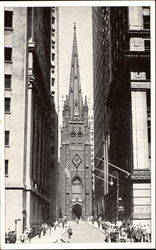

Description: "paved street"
62 221 105 243
29 221 105 244
30 226 67 244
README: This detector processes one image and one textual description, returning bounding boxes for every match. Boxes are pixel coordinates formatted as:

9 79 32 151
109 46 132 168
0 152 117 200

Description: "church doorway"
72 204 82 219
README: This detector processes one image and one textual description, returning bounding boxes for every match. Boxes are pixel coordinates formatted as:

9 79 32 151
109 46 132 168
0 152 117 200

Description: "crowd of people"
5 227 33 244
88 216 151 243
5 215 151 244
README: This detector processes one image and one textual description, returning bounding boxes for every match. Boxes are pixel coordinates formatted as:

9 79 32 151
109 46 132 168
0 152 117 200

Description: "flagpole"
94 174 113 185
96 157 131 176
94 167 118 179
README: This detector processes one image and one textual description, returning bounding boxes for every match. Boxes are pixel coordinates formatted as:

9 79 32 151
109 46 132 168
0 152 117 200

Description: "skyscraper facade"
92 6 151 225
4 7 58 238
59 24 92 219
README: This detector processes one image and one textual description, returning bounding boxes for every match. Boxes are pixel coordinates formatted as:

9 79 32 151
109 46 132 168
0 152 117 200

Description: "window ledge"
5 88 12 91
5 111 11 114
5 60 13 64
5 175 9 177
5 145 10 148
5 27 13 31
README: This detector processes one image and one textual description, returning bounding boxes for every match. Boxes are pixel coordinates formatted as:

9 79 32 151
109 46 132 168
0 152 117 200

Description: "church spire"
69 23 83 120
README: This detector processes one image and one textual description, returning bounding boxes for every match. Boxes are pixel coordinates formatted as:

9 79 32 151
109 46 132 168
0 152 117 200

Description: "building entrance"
72 204 82 219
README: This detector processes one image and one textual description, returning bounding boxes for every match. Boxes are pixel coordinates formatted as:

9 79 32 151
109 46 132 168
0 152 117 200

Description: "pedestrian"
8 231 16 243
115 227 120 242
91 216 94 225
62 218 65 229
76 217 79 224
54 221 58 230
20 232 25 243
133 225 141 242
146 224 151 242
42 224 46 236
97 217 101 228
67 226 73 239
38 225 42 238
141 225 147 242
110 227 116 242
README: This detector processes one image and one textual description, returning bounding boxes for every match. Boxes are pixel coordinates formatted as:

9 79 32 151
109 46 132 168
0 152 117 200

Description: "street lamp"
95 157 128 223
111 171 119 223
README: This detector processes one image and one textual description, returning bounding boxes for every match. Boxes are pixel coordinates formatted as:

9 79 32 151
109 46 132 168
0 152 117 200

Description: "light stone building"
4 7 58 239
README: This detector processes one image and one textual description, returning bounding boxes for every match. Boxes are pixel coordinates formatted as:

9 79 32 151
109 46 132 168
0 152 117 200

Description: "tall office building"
4 7 58 238
92 6 151 225
59 24 92 219
50 6 59 222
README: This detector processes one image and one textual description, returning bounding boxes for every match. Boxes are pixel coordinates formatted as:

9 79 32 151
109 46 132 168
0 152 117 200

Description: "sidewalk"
85 221 105 234
30 226 67 244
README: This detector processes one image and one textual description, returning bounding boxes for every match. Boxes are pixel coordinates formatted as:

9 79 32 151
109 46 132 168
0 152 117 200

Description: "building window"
52 16 55 25
52 53 55 61
5 131 10 146
52 8 55 13
146 69 150 81
5 160 9 176
5 98 11 113
5 11 13 28
51 134 55 141
147 90 151 159
52 28 55 37
72 177 82 200
144 40 150 51
78 127 83 137
51 65 55 74
71 128 76 137
51 146 54 154
5 47 12 62
5 74 11 89
52 40 55 50
143 15 150 29
52 78 55 86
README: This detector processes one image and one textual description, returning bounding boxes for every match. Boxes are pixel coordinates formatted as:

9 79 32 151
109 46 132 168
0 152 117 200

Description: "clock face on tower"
72 154 82 168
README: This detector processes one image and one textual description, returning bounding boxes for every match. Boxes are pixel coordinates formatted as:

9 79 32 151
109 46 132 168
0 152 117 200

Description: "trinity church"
59 24 92 219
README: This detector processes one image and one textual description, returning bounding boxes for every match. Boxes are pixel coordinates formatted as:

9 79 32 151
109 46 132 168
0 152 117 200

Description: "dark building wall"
28 7 51 92
92 6 151 224
92 7 112 217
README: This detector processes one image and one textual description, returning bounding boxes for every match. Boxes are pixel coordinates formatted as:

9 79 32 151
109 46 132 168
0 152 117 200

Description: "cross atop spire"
68 23 83 120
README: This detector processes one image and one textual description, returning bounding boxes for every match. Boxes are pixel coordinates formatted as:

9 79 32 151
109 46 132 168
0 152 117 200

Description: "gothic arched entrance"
72 204 82 219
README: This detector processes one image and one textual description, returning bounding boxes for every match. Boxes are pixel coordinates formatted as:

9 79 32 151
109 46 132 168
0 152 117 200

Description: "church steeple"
69 23 83 120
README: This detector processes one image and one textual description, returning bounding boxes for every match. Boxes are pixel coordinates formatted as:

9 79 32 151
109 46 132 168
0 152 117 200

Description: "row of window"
4 11 12 178
5 10 58 30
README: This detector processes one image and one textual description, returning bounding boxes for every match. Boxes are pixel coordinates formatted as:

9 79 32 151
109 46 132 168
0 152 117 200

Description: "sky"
58 6 93 127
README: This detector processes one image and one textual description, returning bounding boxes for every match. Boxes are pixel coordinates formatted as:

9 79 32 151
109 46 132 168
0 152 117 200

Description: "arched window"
72 177 82 201
71 127 76 137
78 127 83 137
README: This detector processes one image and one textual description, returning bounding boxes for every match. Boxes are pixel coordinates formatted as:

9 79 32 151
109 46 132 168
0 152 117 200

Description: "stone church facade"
59 24 92 219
